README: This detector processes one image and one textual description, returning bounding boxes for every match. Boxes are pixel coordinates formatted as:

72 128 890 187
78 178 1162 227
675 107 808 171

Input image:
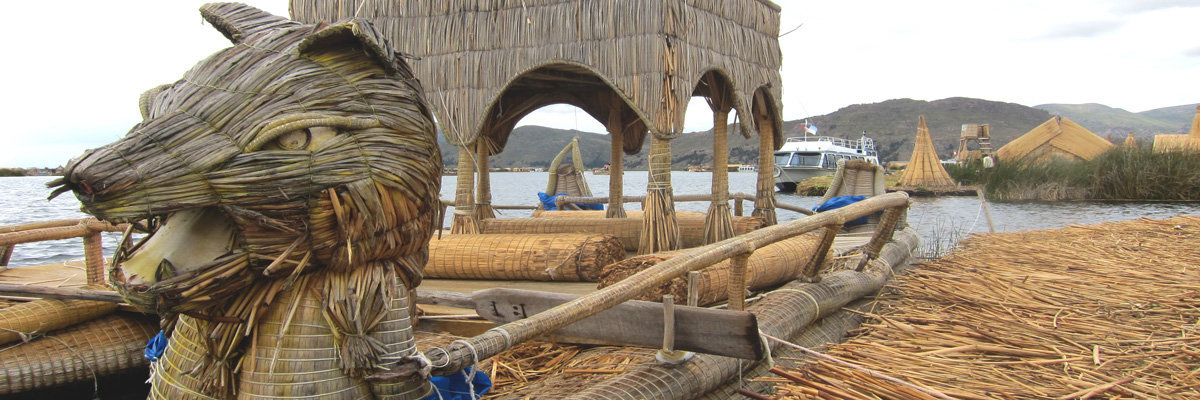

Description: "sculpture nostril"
77 180 95 195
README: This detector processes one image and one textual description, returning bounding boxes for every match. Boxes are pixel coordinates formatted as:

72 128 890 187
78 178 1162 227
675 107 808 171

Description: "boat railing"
0 218 128 285
426 191 911 373
783 136 877 153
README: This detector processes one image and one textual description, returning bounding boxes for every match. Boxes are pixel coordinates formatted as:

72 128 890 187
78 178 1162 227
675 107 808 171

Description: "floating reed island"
766 216 1200 399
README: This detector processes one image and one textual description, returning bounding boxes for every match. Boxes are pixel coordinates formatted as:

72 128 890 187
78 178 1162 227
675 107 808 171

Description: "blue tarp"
422 368 492 400
813 195 870 226
538 192 603 211
144 331 168 362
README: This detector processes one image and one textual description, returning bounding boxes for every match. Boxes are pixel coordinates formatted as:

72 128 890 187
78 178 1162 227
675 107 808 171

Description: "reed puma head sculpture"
51 3 441 314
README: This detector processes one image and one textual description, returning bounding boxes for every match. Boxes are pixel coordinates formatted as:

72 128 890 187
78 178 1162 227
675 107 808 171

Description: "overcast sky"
2 0 1196 167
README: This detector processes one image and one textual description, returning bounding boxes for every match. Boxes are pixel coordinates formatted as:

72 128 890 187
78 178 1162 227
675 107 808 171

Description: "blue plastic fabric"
813 195 870 226
144 331 168 362
422 368 492 400
537 192 603 211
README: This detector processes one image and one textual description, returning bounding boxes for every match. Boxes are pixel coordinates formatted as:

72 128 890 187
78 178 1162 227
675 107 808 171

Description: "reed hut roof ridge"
996 115 1113 162
897 115 955 189
289 0 785 153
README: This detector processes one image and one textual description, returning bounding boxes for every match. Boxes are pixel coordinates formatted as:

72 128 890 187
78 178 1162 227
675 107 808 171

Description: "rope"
487 327 514 349
759 332 957 400
770 288 821 318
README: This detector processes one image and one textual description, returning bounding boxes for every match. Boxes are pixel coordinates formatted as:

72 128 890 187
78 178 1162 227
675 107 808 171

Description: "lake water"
3 173 1198 267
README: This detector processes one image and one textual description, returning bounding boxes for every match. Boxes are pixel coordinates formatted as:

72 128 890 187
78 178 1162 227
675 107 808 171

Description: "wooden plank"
0 282 123 302
472 288 763 360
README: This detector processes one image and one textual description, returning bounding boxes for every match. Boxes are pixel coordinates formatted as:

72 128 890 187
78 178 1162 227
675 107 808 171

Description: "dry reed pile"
771 216 1200 399
597 231 830 306
532 210 705 219
485 343 654 399
425 233 625 281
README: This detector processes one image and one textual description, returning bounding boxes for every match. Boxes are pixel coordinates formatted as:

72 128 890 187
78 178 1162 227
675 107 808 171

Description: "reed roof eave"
997 115 1113 162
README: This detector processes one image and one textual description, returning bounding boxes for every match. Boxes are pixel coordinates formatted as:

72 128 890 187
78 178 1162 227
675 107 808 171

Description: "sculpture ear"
200 2 295 44
138 84 172 119
298 20 411 76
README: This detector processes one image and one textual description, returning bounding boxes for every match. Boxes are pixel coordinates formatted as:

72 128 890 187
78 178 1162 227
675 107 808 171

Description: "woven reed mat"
149 272 429 400
769 216 1200 399
0 313 157 395
426 233 624 281
0 298 117 345
597 231 829 306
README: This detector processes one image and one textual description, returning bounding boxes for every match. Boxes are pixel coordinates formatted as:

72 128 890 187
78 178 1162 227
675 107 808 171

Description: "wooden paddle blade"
472 288 764 360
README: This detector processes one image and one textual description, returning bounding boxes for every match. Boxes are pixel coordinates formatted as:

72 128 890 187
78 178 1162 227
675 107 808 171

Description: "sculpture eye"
276 129 310 150
270 126 337 151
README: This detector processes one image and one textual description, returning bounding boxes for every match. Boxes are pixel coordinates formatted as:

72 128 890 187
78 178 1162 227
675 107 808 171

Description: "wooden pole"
661 294 676 352
686 271 700 307
977 189 996 233
0 283 124 303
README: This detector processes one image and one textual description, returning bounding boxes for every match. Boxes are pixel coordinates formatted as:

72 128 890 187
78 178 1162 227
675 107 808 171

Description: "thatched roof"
289 0 784 153
996 115 1113 162
1152 105 1200 152
898 116 955 188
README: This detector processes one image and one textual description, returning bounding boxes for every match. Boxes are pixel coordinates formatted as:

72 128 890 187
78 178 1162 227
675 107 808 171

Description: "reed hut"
996 115 1113 163
1152 105 1200 152
1123 131 1138 148
289 0 787 252
897 116 955 189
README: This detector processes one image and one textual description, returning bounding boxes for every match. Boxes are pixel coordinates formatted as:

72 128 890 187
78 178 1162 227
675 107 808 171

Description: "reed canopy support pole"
639 136 681 254
753 108 778 225
475 139 495 220
606 96 627 218
451 146 480 234
703 90 735 244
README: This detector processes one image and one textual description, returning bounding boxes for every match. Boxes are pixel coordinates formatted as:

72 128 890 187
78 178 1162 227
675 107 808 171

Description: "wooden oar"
472 288 763 360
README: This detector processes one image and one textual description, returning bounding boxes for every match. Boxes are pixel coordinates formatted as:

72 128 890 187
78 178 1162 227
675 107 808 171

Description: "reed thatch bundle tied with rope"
49 3 441 399
425 233 624 281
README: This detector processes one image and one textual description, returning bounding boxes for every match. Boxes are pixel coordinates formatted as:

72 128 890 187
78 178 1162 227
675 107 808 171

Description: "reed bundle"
0 298 116 345
426 234 624 281
597 231 830 306
996 115 1113 163
0 313 157 395
482 215 765 252
773 216 1200 399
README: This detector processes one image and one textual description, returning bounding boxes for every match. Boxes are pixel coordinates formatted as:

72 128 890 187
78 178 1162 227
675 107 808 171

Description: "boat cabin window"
791 152 821 167
774 153 792 166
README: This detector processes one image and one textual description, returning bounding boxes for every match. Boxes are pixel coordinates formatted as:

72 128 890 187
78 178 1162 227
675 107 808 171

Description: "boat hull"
774 166 832 191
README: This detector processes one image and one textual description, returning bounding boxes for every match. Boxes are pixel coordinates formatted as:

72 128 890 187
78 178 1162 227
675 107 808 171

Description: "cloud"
1038 20 1125 39
1186 46 1200 58
1110 0 1199 14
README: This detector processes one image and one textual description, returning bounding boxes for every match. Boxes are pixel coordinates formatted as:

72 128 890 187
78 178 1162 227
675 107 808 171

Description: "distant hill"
791 97 1052 162
1135 103 1198 132
1033 103 1192 139
439 98 1197 168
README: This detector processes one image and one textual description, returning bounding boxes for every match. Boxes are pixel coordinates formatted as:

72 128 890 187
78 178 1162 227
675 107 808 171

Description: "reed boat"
0 2 923 399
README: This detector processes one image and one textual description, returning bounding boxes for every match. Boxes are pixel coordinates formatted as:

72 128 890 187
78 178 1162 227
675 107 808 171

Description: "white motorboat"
773 133 880 192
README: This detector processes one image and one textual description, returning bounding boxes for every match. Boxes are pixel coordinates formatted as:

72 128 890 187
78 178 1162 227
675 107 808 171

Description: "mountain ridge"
440 98 1195 167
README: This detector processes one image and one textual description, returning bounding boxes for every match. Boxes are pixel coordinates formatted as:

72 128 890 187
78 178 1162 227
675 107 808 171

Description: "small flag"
805 121 818 135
